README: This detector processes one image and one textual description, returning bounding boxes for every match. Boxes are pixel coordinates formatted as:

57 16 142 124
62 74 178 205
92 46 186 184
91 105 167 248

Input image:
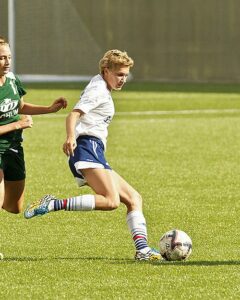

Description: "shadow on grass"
150 260 240 266
2 257 240 266
2 256 134 264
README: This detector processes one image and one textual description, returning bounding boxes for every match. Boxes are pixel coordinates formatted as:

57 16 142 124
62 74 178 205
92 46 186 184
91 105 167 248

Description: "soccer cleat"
135 248 162 261
24 194 57 219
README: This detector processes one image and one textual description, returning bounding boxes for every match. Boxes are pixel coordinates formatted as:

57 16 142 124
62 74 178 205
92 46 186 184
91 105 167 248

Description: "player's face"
0 44 11 76
104 66 130 91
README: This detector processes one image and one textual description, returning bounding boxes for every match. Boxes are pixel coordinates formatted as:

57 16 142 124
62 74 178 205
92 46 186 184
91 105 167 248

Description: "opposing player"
0 39 67 214
24 49 161 261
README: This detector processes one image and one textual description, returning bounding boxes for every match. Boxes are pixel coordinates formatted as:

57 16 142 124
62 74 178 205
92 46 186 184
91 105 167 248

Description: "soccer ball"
159 229 192 261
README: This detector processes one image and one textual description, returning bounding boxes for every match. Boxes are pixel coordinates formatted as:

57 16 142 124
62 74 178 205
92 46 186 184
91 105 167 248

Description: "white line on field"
34 108 240 118
116 109 240 115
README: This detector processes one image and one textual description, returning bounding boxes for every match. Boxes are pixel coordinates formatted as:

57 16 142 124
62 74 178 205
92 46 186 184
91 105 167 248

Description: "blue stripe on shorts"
68 135 111 180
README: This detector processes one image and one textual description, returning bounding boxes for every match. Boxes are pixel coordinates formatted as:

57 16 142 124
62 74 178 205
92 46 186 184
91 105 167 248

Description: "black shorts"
0 145 26 181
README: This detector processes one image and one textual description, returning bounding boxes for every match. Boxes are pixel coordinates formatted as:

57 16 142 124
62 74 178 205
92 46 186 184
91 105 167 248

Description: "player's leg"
47 167 120 212
81 168 120 210
0 169 5 209
1 147 26 213
53 135 120 211
83 169 160 260
0 170 4 260
111 170 161 260
111 170 142 213
24 167 120 218
24 136 121 217
2 180 25 213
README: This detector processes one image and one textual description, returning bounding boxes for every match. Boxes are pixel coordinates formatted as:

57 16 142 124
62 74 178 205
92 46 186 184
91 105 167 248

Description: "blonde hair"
0 36 6 43
99 49 134 74
0 36 9 47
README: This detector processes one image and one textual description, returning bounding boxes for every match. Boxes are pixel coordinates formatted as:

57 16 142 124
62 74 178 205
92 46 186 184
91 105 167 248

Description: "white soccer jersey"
74 74 115 148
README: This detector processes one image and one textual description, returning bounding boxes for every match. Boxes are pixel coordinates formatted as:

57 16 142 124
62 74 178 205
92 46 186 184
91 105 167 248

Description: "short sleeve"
15 76 27 97
74 89 101 114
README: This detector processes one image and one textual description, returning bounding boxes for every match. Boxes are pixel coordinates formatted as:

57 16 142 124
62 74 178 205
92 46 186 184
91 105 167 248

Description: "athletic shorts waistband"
77 135 105 150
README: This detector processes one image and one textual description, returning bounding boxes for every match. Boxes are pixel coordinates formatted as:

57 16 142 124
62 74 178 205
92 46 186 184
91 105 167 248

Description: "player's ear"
104 67 110 76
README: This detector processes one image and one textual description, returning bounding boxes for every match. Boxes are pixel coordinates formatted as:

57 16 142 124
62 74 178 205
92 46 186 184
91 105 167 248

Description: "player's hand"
63 136 76 156
17 115 33 129
49 97 68 113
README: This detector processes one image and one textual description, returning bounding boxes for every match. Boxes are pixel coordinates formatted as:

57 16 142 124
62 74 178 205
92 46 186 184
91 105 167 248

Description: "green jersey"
0 72 26 152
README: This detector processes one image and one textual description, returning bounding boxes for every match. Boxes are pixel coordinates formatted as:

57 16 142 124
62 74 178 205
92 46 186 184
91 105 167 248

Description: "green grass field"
1 82 240 299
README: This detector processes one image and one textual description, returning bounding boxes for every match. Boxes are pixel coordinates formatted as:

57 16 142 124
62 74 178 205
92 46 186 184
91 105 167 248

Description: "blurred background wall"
0 0 240 82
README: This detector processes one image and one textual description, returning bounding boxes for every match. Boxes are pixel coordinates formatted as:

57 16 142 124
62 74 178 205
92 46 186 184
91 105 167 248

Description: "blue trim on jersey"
69 135 111 179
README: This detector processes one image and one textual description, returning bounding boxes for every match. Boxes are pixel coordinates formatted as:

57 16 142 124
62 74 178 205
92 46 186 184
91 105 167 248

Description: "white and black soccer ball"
159 229 192 261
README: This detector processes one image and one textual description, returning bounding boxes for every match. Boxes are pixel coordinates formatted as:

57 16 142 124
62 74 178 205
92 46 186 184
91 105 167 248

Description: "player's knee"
136 192 143 206
107 195 120 210
127 191 143 210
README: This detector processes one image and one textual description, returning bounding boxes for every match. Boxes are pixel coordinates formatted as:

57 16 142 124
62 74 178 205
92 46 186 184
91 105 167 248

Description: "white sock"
126 210 150 251
48 195 95 211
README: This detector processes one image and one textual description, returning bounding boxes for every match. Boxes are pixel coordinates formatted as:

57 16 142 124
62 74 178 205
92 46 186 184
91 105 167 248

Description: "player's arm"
18 97 67 115
63 109 84 156
0 115 33 136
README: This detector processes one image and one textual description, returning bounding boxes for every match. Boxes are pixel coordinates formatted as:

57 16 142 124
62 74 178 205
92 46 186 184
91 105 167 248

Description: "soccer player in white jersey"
24 49 161 261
